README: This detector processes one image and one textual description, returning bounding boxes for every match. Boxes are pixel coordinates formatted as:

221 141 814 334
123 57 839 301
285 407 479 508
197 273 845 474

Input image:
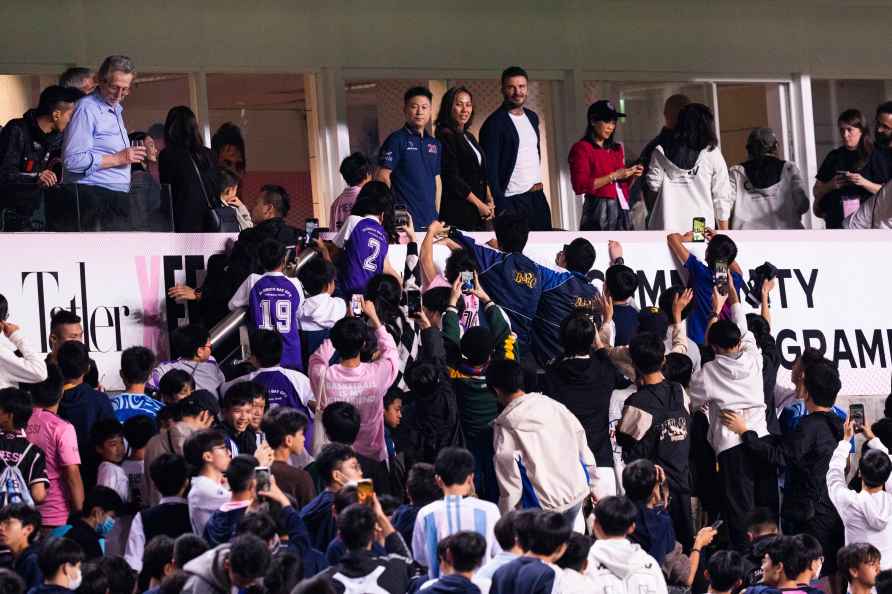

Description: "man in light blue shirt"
63 55 146 230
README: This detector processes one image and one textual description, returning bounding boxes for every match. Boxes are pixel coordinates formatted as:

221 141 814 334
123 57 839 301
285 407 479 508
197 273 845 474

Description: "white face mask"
68 566 83 590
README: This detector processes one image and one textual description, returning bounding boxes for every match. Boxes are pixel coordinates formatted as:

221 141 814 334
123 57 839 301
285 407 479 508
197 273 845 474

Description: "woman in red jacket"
568 100 643 230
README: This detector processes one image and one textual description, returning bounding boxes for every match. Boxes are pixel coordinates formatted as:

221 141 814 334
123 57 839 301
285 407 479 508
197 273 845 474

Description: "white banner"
1 230 889 395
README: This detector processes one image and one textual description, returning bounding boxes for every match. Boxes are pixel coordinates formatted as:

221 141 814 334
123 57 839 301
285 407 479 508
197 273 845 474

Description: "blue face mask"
97 516 115 537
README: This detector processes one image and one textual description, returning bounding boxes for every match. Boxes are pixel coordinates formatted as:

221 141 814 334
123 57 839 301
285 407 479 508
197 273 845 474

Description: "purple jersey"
335 215 389 296
248 274 303 370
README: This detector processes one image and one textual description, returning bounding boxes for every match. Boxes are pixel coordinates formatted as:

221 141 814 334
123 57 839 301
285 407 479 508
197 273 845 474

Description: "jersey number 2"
362 238 381 272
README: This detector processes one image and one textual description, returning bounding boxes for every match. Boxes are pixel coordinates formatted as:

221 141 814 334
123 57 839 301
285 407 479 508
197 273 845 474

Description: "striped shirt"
412 494 501 578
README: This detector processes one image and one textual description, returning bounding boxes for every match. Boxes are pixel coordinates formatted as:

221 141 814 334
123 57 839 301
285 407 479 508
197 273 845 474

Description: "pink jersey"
26 408 81 526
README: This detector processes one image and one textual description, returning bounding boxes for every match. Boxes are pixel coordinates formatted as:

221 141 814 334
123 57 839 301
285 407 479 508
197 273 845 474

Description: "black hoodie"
543 348 623 467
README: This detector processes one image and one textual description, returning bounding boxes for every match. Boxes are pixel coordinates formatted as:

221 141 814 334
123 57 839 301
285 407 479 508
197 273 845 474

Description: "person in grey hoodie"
828 419 892 569
181 534 270 594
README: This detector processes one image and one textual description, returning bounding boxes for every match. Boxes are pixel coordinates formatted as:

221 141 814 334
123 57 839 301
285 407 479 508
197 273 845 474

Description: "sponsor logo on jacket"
514 271 536 288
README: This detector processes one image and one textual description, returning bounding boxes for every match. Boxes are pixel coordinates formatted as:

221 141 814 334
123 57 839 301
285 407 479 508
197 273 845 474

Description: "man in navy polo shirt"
376 86 441 228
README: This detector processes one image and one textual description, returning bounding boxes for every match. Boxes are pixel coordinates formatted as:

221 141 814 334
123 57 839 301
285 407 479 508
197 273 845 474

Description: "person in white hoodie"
488 359 598 529
297 256 347 369
0 294 47 389
645 103 732 231
586 495 668 594
828 419 892 569
688 284 775 549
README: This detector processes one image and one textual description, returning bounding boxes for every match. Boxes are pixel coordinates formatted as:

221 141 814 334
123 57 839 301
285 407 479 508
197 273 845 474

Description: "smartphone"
692 217 706 242
356 479 375 505
255 467 271 494
394 209 410 228
850 403 866 433
305 218 319 238
284 244 297 266
406 289 422 316
460 271 474 295
351 294 364 317
714 260 729 296
711 519 724 530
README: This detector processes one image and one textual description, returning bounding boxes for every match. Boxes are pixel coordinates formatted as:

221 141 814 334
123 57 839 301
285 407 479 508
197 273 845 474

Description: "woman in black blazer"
159 106 219 232
435 86 493 230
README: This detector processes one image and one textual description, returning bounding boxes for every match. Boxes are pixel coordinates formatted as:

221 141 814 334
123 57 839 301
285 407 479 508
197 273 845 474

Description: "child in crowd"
32 537 84 593
490 511 571 594
0 388 49 505
705 551 744 594
420 532 490 594
111 346 162 422
604 263 639 346
391 463 440 551
92 419 128 503
183 429 231 537
228 238 305 371
56 341 115 457
202 454 261 546
320 402 390 495
155 369 194 405
556 532 596 594
299 442 364 552
220 382 265 457
148 325 224 394
477 511 530 580
330 152 372 231
63 486 123 560
121 415 155 510
261 407 316 507
0 503 43 591
297 257 346 369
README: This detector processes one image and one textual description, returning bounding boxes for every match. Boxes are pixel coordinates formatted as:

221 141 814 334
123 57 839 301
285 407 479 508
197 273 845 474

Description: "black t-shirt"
815 147 870 228
0 432 49 498
862 145 892 185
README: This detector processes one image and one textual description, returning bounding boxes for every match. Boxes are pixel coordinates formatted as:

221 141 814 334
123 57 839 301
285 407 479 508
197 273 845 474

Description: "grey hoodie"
586 538 668 594
182 544 232 594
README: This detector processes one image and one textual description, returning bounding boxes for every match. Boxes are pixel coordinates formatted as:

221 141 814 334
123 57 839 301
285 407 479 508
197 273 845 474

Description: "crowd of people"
3 58 892 232
1 54 892 594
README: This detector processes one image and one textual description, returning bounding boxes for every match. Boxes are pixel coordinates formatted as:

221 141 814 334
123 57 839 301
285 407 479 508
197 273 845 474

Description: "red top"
568 139 632 200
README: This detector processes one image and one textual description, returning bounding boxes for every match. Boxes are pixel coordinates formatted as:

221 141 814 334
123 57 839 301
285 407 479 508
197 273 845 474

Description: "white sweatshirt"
297 293 347 332
729 161 809 229
847 179 892 229
586 538 668 594
0 330 48 389
827 437 892 569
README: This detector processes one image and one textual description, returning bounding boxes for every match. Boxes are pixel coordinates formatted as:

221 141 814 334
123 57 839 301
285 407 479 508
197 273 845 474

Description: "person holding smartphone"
813 109 874 229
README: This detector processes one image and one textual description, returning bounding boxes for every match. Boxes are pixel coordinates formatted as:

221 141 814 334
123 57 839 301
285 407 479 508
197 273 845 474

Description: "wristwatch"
612 256 625 266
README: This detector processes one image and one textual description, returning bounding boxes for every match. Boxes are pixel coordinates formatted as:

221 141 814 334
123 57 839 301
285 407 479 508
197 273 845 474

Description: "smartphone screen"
305 218 319 237
714 261 729 296
850 403 866 432
351 294 364 317
460 271 474 294
406 289 422 316
356 479 375 505
692 217 706 242
255 467 270 494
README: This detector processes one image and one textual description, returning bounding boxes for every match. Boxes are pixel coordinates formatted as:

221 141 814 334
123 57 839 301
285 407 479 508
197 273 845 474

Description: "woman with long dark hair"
158 106 219 232
434 86 492 230
728 128 809 229
645 103 732 230
568 100 643 230
813 109 874 228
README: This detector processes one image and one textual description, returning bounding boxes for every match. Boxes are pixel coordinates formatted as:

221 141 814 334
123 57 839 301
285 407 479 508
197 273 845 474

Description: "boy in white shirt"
93 418 129 503
183 429 232 536
297 257 346 369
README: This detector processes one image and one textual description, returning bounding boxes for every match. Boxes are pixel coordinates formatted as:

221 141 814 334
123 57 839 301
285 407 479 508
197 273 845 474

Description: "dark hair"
120 346 155 386
173 534 208 568
38 537 84 577
139 535 174 590
339 152 372 187
157 369 194 402
559 314 596 357
0 569 24 594
404 86 432 105
353 181 393 218
183 429 227 471
557 532 593 571
50 310 81 335
83 485 123 516
486 359 524 395
164 106 210 167
236 511 277 542
0 295 6 322
211 122 247 172
57 340 90 380
878 570 892 594
150 453 188 497
663 353 694 388
447 531 487 572
861 448 892 488
260 408 308 449
337 503 376 550
406 361 441 397
513 510 539 551
708 320 742 351
804 359 841 407
434 447 475 487
175 390 218 421
0 389 32 430
406 463 440 506
493 212 529 253
332 485 359 515
383 387 403 410
330 317 368 359
222 381 262 411
298 257 337 296
494 511 520 551
421 287 452 315
59 67 93 89
595 496 638 537
659 286 693 323
79 560 108 594
672 103 719 152
322 401 361 445
877 101 892 119
260 184 290 218
169 324 209 359
629 332 666 374
461 326 494 367
605 265 637 301
264 551 303 594
229 534 271 580
583 108 620 150
707 550 744 592
444 248 477 283
218 167 241 192
838 109 874 170
28 363 64 408
35 85 81 118
745 507 778 534
705 234 738 268
0 504 41 544
501 66 529 85
563 239 596 273
315 443 358 486
249 329 283 368
435 86 474 132
622 459 658 503
838 543 881 585
158 572 189 594
258 238 286 272
364 274 404 331
90 418 123 451
747 313 774 348
783 534 823 580
528 511 571 556
123 415 157 450
225 455 258 493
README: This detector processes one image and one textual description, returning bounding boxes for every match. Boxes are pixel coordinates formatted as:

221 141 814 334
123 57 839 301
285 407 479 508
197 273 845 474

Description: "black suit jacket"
436 126 489 230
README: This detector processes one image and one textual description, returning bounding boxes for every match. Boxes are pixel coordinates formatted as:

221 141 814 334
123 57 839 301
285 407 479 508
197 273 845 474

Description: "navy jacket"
26 586 73 594
391 503 422 552
15 546 42 592
421 575 482 594
300 490 337 552
532 272 600 366
203 506 247 547
490 557 557 594
59 384 115 456
479 105 541 207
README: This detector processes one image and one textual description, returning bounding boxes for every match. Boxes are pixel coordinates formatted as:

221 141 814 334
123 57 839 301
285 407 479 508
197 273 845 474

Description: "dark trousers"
718 442 779 549
76 185 132 231
580 196 631 231
499 189 552 231
668 491 693 553
468 427 499 504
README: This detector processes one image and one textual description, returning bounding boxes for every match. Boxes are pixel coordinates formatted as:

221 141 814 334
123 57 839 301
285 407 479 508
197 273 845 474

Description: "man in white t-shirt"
480 66 552 231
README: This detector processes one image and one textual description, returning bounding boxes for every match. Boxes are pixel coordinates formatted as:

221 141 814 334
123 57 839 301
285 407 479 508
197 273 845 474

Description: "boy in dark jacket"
616 332 692 551
0 503 43 591
56 341 115 457
490 511 570 594
31 537 84 594
420 532 489 594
